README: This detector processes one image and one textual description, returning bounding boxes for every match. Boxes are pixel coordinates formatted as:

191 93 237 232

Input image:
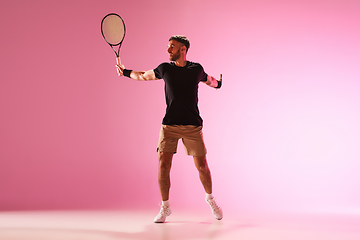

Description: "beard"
169 50 181 61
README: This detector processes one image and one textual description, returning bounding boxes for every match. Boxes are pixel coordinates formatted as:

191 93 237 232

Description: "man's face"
167 40 183 61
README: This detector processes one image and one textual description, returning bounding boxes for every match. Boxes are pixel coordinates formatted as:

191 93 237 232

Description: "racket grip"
116 57 121 65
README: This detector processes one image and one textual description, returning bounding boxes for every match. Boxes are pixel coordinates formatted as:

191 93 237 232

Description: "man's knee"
159 152 173 170
194 156 209 171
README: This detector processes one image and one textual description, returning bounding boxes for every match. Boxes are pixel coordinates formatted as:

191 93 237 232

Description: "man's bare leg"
154 151 174 223
158 151 174 201
194 155 223 220
193 155 212 194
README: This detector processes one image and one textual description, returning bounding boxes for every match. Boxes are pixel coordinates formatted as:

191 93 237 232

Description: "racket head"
101 13 126 46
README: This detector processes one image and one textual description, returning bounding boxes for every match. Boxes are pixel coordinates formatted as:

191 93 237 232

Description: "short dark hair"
169 35 190 53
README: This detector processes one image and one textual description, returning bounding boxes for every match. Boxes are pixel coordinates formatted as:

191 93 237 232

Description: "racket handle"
116 57 121 65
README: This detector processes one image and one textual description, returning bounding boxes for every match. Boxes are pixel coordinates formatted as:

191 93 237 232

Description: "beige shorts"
157 125 207 156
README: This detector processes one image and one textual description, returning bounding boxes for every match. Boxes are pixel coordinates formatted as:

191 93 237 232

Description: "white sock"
205 193 214 201
162 200 170 207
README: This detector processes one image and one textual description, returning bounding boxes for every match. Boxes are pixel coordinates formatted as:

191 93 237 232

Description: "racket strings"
101 14 125 46
101 13 126 58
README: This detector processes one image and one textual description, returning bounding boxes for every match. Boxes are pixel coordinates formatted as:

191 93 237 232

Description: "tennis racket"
101 13 126 64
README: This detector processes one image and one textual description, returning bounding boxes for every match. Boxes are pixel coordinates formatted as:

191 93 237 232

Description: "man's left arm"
204 74 222 89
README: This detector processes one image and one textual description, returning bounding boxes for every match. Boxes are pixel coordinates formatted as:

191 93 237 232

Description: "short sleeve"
199 65 208 82
154 63 167 80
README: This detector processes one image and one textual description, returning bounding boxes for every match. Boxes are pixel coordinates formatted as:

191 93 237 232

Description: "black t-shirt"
154 61 208 126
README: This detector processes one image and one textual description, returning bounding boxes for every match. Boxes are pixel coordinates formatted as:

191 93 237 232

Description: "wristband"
123 69 133 78
215 80 222 89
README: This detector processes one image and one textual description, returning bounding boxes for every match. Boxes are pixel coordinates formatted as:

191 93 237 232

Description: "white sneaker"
154 204 172 223
206 198 223 220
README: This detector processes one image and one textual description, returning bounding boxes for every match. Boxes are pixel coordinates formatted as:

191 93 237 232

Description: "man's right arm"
116 59 158 81
126 69 158 81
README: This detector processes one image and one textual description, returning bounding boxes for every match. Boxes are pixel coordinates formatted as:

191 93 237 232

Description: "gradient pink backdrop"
1 0 359 215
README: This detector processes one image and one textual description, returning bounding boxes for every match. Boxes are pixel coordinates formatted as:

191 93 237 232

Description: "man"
116 35 223 223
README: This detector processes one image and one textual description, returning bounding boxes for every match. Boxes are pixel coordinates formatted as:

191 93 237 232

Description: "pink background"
1 0 360 215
